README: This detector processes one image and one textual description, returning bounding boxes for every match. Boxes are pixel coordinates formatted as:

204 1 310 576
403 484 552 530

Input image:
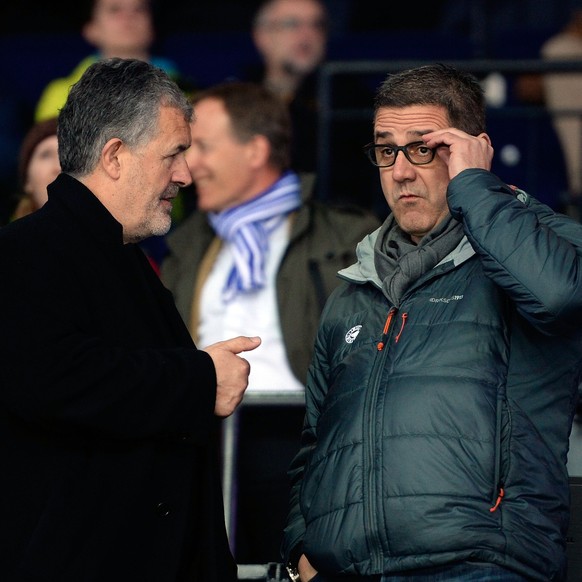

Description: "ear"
251 27 262 49
247 134 271 169
252 28 270 58
479 132 493 147
82 21 98 46
101 138 125 180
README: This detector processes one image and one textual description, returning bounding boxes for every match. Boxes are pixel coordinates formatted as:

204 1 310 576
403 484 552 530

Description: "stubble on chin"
149 208 173 237
148 184 179 237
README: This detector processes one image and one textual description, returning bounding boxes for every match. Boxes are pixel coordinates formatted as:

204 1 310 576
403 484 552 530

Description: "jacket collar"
338 225 475 289
46 173 125 249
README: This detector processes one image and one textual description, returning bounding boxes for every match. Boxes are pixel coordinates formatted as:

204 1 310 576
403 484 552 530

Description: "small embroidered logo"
516 192 528 204
510 185 529 205
429 294 464 304
345 325 362 344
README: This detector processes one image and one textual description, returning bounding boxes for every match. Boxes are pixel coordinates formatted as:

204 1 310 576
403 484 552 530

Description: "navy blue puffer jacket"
282 170 582 581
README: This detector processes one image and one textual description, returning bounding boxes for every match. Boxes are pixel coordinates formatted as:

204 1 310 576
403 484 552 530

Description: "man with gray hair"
0 57 259 581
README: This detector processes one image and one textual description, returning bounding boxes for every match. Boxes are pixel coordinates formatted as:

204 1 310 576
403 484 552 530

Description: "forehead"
33 135 58 152
153 106 190 143
262 0 324 19
191 98 232 136
374 105 450 140
93 0 149 13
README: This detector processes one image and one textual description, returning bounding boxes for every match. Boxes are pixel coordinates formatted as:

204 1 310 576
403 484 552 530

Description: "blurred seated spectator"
250 0 327 176
0 89 29 224
34 0 184 122
246 0 382 215
12 117 59 221
541 7 582 216
160 80 380 565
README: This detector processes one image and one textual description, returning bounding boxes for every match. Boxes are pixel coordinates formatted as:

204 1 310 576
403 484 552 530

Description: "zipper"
364 306 403 567
490 392 507 513
490 392 504 511
377 310 408 350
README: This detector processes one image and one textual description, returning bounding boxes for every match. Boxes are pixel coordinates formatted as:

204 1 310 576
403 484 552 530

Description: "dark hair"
374 63 486 136
192 81 292 170
58 57 192 177
18 117 58 190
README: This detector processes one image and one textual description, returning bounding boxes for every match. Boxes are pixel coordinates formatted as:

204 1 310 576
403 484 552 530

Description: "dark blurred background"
0 0 577 35
2 0 579 117
2 1 577 130
1 0 581 219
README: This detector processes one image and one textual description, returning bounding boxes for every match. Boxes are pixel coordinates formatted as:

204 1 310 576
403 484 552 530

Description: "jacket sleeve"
0 241 217 445
448 169 582 334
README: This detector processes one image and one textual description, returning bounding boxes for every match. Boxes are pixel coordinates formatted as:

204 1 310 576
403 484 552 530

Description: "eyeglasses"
261 17 327 32
363 141 439 168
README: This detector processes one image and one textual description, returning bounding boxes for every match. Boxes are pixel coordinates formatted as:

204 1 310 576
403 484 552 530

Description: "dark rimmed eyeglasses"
363 141 439 168
261 17 328 32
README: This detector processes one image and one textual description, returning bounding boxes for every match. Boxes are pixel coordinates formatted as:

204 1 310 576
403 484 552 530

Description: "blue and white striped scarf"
208 171 302 302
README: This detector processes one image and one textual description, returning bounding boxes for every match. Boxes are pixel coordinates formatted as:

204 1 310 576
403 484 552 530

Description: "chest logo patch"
345 325 362 344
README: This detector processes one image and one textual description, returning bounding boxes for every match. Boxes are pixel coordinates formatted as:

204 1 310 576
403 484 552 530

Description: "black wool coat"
0 174 237 582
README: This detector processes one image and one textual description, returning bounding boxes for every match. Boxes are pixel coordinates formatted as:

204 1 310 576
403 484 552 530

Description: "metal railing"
222 390 305 553
316 59 582 203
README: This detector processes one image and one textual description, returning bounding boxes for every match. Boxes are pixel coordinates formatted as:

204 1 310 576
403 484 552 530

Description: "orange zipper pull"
377 308 396 351
489 487 505 512
394 313 408 343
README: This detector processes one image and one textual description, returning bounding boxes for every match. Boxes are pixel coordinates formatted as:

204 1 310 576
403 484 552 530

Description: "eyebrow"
374 129 432 142
165 143 190 158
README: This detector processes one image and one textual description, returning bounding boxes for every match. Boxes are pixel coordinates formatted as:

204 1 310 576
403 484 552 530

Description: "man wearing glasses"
248 0 379 214
282 63 582 582
252 0 328 102
249 0 328 182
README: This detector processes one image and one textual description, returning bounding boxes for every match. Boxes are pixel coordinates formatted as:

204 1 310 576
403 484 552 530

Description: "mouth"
159 196 175 211
398 192 421 202
159 192 177 213
160 184 179 204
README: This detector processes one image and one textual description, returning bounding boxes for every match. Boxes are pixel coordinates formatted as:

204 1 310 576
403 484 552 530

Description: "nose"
174 155 193 188
390 150 416 182
184 146 198 174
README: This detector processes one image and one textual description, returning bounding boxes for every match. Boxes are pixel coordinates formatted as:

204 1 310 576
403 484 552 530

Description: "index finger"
219 335 262 354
